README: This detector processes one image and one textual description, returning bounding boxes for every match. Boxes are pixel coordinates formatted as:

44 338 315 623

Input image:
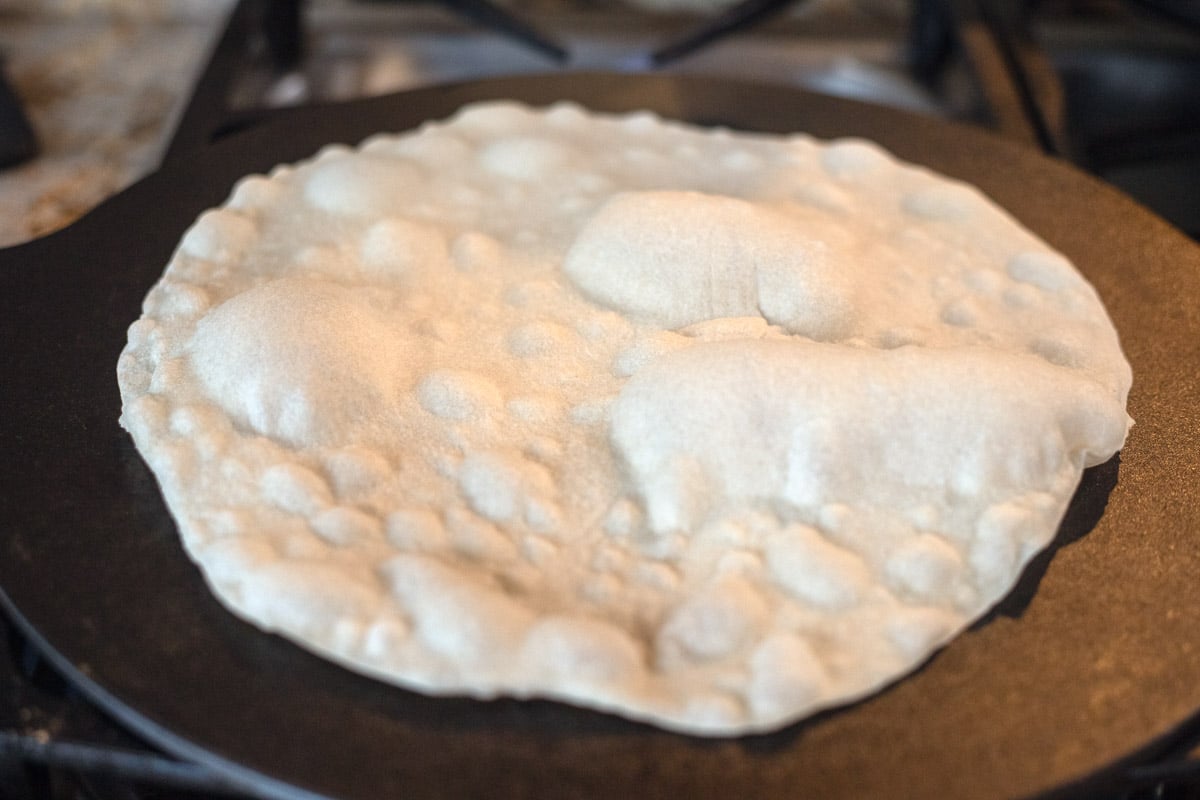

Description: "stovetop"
1 1 1198 797
187 0 1200 237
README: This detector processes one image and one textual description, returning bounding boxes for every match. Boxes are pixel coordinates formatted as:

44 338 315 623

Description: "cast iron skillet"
0 73 1198 800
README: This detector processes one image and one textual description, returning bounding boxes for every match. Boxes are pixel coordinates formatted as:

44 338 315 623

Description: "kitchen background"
1 0 1197 797
2 0 1197 249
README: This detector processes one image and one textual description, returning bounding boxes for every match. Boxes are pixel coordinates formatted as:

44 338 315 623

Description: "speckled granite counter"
0 2 231 247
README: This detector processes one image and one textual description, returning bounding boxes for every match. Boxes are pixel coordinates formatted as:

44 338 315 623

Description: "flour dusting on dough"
118 102 1131 735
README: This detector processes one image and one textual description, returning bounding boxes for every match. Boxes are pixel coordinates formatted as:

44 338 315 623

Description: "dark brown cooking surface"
0 74 1197 800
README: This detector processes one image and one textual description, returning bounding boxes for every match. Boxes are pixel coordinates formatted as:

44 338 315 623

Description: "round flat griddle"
0 74 1197 800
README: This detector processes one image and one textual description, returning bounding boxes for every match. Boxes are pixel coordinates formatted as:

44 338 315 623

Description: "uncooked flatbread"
117 101 1131 735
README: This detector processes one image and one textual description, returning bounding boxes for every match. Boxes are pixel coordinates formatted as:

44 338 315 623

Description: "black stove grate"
0 605 257 799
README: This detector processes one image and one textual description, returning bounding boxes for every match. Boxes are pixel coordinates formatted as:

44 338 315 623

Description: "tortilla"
117 101 1131 734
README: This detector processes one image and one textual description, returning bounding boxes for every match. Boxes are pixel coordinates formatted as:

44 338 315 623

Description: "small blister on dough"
507 321 575 358
304 153 422 216
312 506 384 547
765 525 872 610
416 369 503 422
260 463 333 516
324 445 392 498
656 578 770 666
381 554 535 666
189 278 407 446
146 282 211 321
522 615 645 687
747 634 828 719
178 209 257 263
1007 250 1078 292
359 217 449 277
457 449 555 526
451 231 504 272
971 502 1037 590
384 508 446 551
239 562 384 638
886 607 961 660
820 138 891 178
478 136 576 181
902 183 984 222
884 533 965 602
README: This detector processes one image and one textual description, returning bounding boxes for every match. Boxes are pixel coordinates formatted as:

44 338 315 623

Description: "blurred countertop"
0 1 232 247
